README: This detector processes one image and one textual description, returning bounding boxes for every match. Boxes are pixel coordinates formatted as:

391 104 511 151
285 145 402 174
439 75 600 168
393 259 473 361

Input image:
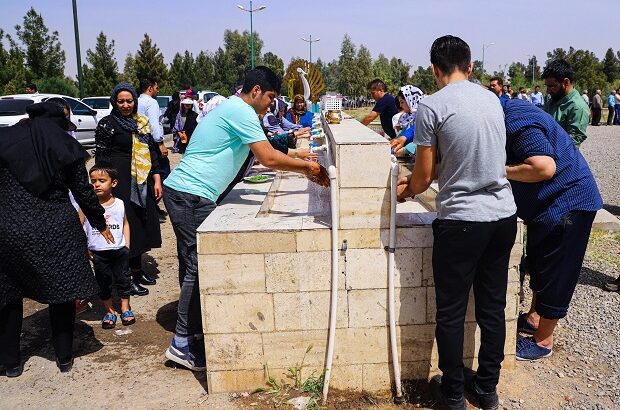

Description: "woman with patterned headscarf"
285 94 314 128
390 85 425 157
95 83 162 296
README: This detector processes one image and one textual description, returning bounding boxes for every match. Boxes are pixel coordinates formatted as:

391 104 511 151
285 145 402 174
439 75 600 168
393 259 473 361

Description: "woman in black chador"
0 101 112 377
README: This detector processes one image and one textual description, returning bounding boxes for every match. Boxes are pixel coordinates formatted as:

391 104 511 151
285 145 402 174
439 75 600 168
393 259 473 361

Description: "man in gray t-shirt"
414 79 516 221
397 36 516 409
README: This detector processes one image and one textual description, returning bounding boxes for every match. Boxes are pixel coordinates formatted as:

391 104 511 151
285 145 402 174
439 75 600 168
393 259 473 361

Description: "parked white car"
81 96 112 121
197 90 220 103
0 93 99 146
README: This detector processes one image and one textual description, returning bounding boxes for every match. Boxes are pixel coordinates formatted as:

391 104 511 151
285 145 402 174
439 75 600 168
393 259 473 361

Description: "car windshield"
0 99 34 116
82 98 109 109
156 96 169 108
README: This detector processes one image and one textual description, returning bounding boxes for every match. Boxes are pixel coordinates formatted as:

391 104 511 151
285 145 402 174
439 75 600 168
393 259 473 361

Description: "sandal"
121 310 136 326
102 313 117 329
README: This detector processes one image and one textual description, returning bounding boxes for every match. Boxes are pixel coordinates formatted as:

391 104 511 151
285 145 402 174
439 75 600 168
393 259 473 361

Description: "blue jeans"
163 186 216 336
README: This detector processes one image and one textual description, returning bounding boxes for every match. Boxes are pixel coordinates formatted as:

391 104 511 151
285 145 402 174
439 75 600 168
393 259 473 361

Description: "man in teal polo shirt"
162 66 329 372
542 59 590 147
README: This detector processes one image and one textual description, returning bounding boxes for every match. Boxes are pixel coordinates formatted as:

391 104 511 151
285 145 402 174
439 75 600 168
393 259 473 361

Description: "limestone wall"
197 117 523 394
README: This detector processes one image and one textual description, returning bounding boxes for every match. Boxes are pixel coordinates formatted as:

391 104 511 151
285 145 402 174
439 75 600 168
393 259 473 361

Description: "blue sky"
1 0 619 79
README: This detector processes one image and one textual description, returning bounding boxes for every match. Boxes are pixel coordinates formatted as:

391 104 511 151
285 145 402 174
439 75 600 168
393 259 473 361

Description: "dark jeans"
616 105 620 125
591 107 601 125
163 185 216 336
432 215 517 399
92 247 131 300
155 143 171 181
527 211 595 320
0 299 75 367
607 107 615 125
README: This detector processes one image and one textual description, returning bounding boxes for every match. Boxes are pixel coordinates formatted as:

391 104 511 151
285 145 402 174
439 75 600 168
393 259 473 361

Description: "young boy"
82 162 135 329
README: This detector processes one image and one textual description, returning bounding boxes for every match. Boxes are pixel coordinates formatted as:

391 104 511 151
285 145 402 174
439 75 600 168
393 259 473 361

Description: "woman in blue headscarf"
95 83 162 296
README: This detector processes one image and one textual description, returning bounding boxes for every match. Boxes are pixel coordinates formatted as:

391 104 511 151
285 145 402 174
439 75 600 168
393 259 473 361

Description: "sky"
1 0 619 80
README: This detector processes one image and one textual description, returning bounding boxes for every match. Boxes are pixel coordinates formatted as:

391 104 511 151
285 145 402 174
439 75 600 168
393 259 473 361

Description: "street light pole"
301 34 320 65
237 2 266 69
482 42 495 78
72 0 83 98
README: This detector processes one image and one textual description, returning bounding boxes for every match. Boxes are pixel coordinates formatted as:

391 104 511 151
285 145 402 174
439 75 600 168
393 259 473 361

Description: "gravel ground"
581 125 620 215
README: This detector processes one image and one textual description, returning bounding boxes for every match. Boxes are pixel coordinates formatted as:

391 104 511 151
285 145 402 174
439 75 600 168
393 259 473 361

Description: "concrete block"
396 324 436 363
330 365 364 391
203 293 274 334
334 327 389 365
348 288 426 328
199 254 265 294
262 330 328 368
296 229 331 252
340 228 386 249
509 242 524 269
265 251 344 292
339 187 390 229
362 362 431 392
396 227 434 248
205 333 264 371
422 248 434 286
346 248 423 289
198 231 297 255
505 320 517 355
337 144 391 188
208 369 266 393
273 291 348 331
508 266 520 284
426 287 436 323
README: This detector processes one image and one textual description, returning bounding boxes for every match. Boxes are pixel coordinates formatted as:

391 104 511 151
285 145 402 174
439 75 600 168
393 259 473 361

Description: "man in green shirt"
542 59 590 147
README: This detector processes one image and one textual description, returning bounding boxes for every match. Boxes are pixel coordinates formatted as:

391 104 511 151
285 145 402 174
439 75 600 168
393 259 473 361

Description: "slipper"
102 313 117 329
121 310 136 326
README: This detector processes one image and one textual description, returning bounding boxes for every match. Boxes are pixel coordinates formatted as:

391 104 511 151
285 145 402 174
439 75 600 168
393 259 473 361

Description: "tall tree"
471 60 484 79
372 53 394 92
335 34 358 96
119 53 138 86
410 66 437 94
82 32 118 96
133 34 168 88
168 51 196 90
601 48 619 83
262 51 284 79
545 47 572 65
223 30 263 84
195 51 214 89
210 47 236 95
355 45 373 96
566 49 605 93
1 33 26 94
14 7 65 81
389 57 410 89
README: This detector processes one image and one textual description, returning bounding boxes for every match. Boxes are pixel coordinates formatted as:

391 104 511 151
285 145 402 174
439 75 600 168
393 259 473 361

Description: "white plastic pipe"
322 164 338 404
389 155 404 402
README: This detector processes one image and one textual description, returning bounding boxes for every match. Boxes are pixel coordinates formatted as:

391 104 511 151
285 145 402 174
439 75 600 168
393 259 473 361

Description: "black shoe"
136 273 156 286
465 377 499 410
429 375 467 410
130 281 149 296
2 362 23 378
56 357 73 373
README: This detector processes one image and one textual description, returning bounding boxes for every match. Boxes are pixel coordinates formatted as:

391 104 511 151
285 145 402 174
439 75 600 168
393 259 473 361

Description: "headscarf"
0 102 86 195
398 85 424 130
110 82 152 208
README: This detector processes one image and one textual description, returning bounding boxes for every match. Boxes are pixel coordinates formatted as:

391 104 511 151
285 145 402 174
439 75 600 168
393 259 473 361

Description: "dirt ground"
2 144 619 409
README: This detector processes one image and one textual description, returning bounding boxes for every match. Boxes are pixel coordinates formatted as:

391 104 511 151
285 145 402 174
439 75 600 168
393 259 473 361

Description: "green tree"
471 60 484 79
133 33 168 89
546 47 571 65
335 34 358 96
14 7 65 81
223 29 263 83
355 45 373 96
82 32 118 96
315 58 337 91
168 51 196 91
601 48 619 83
508 62 527 84
210 47 236 95
389 57 410 89
372 53 394 92
566 49 605 93
38 75 79 96
262 51 284 80
1 34 27 94
119 53 138 86
195 51 214 89
410 66 437 94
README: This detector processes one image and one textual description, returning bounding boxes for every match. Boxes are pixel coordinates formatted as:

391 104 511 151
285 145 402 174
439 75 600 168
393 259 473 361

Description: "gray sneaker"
165 338 206 371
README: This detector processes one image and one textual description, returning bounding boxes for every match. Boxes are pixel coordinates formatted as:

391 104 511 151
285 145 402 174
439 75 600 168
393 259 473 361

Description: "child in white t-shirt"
81 163 134 329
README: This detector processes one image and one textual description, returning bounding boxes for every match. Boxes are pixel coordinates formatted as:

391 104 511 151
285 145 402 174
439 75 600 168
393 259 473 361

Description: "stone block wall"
197 118 523 394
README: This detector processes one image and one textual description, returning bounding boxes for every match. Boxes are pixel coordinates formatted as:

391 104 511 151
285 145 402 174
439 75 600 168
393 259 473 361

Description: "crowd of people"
0 32 612 410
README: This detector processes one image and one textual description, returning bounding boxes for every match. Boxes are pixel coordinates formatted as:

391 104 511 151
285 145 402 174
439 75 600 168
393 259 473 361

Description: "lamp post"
481 42 495 77
301 35 320 65
72 0 83 98
237 1 266 69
